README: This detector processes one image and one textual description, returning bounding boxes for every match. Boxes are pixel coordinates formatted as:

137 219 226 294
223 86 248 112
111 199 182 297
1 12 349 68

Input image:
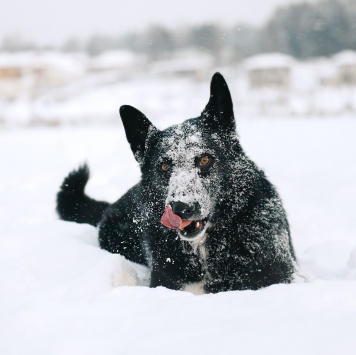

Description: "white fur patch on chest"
182 281 205 295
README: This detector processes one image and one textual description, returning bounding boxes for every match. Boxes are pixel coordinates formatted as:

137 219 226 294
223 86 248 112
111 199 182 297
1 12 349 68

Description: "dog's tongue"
160 205 192 230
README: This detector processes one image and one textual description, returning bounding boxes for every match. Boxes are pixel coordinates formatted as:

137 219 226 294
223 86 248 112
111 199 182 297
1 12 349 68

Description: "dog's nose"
171 202 195 219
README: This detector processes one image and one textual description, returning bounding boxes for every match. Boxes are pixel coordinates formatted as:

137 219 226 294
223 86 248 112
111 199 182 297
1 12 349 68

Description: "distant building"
0 52 84 100
0 64 22 80
244 53 294 90
149 49 214 79
88 50 144 73
0 53 33 100
316 59 338 86
334 50 356 86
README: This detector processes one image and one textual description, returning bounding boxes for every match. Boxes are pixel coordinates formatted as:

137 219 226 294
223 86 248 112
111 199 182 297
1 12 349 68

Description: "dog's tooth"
196 221 200 228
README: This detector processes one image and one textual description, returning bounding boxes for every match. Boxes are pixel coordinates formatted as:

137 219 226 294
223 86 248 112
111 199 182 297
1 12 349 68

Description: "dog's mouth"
160 205 207 240
178 219 205 238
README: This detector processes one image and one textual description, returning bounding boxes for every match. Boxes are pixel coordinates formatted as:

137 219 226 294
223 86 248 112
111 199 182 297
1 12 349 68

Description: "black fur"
57 73 298 293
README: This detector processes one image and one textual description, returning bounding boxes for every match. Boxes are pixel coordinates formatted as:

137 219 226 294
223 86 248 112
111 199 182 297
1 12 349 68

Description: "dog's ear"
120 105 157 163
202 72 235 133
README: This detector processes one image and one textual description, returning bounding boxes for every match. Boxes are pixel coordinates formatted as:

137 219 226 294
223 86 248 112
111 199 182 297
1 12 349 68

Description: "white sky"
0 0 313 45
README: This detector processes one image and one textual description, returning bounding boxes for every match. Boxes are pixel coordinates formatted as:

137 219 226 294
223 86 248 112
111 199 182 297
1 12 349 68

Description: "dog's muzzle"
160 203 206 240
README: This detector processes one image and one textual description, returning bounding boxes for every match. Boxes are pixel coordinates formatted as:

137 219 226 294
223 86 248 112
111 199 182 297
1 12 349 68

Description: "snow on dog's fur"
57 73 299 293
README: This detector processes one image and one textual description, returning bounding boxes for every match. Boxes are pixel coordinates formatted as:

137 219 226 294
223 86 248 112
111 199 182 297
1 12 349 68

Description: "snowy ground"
1 115 356 354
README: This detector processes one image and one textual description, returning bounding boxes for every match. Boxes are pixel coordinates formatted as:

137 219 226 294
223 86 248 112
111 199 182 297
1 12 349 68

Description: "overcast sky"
1 0 313 45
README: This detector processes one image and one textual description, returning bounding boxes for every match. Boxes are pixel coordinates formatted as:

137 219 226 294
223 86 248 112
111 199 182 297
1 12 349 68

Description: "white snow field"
1 116 356 354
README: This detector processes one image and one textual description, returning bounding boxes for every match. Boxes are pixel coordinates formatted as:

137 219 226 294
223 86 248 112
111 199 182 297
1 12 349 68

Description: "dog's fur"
57 73 298 293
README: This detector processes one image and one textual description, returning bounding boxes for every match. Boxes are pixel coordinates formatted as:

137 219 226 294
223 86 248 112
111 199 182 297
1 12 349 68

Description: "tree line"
2 0 356 60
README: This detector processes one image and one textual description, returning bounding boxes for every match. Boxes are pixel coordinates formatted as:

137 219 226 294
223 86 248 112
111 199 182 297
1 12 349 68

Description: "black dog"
57 73 298 293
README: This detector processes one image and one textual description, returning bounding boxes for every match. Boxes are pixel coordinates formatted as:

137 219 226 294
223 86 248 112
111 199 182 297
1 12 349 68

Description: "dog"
57 73 298 293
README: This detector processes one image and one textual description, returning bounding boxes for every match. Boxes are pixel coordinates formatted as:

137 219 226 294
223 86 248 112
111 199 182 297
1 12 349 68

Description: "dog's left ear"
120 105 157 163
202 72 235 133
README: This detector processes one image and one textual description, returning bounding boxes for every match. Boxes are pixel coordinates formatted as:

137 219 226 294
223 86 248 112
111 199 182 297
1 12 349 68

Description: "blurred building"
1 48 355 126
334 50 356 86
149 49 214 79
0 52 84 100
244 53 294 90
317 59 339 87
88 50 145 74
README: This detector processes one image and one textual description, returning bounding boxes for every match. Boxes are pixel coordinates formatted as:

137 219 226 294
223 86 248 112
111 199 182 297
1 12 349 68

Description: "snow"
1 115 356 354
0 52 39 67
1 77 210 126
149 50 213 76
163 126 211 218
89 50 144 71
333 50 356 65
244 52 295 70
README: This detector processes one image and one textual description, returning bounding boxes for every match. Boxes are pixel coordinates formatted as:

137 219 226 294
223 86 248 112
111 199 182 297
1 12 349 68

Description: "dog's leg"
98 186 149 266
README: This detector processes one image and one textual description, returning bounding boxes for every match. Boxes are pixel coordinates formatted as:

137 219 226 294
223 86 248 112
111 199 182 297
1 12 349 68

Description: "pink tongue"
160 205 193 230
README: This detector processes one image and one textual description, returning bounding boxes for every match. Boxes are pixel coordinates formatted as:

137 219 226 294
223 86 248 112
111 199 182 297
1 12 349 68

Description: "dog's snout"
171 202 196 219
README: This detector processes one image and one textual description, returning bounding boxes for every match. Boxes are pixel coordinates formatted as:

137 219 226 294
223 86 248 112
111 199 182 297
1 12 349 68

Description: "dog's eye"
199 156 211 166
196 155 214 171
161 162 171 172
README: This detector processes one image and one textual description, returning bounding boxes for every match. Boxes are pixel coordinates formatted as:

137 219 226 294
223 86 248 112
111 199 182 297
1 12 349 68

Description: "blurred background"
0 0 356 126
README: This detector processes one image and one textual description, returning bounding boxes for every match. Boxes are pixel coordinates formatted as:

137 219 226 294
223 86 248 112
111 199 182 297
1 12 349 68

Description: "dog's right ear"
120 105 157 164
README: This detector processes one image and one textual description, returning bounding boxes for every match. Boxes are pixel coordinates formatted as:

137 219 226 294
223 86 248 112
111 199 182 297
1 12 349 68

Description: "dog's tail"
56 164 110 226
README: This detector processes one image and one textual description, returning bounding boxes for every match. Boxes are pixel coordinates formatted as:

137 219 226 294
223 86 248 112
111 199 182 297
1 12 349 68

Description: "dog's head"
120 73 241 243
